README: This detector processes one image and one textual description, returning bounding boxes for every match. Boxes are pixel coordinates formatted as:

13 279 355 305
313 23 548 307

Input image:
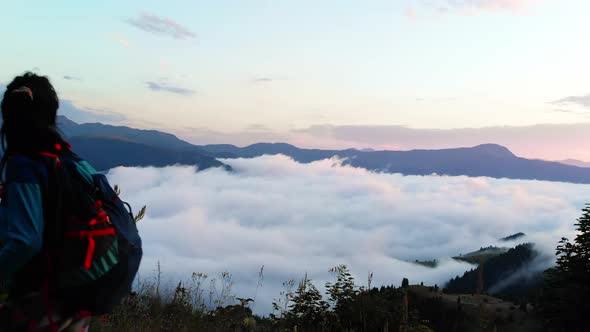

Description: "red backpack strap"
37 140 72 163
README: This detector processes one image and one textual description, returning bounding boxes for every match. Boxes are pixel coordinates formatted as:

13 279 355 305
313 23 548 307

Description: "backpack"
35 142 143 315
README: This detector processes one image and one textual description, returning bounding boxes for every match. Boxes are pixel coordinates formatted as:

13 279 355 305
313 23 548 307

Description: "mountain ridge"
557 158 590 168
198 141 590 184
68 136 230 171
56 116 229 171
51 117 590 183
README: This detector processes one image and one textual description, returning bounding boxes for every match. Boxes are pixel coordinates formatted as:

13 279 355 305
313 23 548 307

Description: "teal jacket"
0 154 98 282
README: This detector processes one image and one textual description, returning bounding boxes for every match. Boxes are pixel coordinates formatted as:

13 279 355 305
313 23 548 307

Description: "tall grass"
91 264 264 332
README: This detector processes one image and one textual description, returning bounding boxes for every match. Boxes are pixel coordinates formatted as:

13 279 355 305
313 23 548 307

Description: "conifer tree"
540 204 590 330
325 265 357 328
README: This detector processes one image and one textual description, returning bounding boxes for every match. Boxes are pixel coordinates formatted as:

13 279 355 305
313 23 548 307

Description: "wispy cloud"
145 81 195 96
251 77 275 83
63 75 82 81
126 12 196 40
551 94 590 109
250 76 287 84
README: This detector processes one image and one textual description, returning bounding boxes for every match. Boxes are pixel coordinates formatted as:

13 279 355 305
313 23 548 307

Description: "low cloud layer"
126 13 196 40
106 155 588 313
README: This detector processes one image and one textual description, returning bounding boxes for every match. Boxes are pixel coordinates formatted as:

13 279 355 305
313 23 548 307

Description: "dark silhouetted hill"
58 116 196 151
68 136 229 171
453 246 509 264
55 116 229 171
445 244 544 299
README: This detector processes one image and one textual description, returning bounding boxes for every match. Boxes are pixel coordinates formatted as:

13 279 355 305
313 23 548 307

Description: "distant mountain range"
47 116 590 183
198 142 590 184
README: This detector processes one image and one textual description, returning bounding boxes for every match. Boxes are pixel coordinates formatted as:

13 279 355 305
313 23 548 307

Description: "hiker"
0 72 142 331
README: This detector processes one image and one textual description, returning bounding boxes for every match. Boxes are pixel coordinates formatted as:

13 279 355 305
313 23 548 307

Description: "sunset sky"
1 0 590 160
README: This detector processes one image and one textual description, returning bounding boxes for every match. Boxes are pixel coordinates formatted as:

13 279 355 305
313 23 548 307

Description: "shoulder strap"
34 142 75 247
37 154 64 248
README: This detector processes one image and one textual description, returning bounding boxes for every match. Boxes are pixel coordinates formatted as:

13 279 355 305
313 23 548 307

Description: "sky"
2 0 590 159
108 155 589 313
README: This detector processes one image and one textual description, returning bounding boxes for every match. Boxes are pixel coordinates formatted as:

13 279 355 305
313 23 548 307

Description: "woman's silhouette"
0 72 92 331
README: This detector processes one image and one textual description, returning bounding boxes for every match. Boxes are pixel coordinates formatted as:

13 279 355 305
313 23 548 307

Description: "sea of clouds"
105 155 590 313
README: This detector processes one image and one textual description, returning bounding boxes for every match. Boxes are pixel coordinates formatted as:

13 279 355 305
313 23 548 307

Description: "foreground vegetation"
91 263 544 332
90 204 590 331
0 202 586 331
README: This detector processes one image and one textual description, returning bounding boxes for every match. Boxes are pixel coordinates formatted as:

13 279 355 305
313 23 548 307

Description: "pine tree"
572 206 590 272
325 265 357 328
539 204 590 330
